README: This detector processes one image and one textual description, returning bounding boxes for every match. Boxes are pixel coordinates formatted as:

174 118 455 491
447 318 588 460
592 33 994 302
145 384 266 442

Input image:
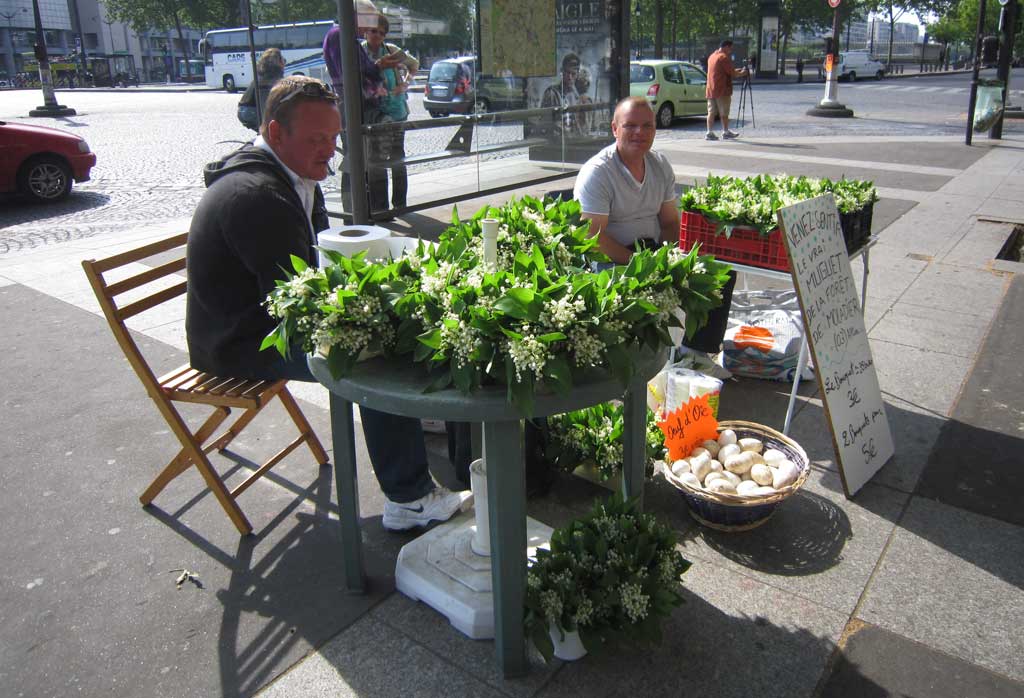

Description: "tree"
103 0 212 70
866 0 932 67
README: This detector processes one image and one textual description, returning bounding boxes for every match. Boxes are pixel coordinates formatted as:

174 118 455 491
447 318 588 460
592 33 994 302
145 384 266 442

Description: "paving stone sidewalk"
0 135 1022 698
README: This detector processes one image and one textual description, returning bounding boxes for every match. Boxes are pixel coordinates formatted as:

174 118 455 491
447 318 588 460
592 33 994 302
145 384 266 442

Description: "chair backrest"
81 233 189 399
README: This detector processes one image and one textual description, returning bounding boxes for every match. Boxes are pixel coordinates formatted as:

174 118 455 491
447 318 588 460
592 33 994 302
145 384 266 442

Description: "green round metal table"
309 347 668 677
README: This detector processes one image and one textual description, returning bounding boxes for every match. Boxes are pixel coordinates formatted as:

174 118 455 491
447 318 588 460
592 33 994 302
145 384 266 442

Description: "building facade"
1 0 201 85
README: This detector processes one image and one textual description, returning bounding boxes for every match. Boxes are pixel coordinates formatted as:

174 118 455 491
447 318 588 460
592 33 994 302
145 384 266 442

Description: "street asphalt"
0 74 1023 697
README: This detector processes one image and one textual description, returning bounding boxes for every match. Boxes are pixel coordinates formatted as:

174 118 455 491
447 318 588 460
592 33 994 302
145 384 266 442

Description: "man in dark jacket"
187 76 469 531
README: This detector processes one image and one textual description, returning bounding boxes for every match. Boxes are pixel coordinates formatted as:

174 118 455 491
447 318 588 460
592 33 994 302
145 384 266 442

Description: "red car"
0 120 97 202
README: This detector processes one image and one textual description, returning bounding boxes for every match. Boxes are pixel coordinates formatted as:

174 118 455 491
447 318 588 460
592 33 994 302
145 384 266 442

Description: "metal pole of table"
484 419 527 678
329 393 367 593
621 375 647 510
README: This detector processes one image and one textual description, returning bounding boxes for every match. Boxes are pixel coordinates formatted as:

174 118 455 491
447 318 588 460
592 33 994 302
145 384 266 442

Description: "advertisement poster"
760 15 779 73
480 0 556 78
526 0 614 138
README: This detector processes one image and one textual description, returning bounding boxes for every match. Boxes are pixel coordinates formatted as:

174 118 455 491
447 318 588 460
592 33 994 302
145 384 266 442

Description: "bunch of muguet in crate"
669 428 800 497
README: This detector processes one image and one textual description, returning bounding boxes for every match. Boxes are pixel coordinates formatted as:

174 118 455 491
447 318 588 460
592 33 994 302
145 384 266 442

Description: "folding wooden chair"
82 233 329 535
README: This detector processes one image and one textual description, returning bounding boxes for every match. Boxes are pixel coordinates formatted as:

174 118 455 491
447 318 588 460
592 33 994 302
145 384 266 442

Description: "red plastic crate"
679 210 791 272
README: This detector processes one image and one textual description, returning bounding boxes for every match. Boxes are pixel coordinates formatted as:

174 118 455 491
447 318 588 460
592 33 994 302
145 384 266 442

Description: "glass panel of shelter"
335 0 619 222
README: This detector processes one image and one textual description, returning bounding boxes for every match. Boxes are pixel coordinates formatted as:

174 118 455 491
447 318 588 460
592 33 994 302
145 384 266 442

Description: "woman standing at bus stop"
362 13 418 210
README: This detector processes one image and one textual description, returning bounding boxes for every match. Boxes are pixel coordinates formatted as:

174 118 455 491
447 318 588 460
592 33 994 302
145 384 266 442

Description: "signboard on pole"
777 194 894 496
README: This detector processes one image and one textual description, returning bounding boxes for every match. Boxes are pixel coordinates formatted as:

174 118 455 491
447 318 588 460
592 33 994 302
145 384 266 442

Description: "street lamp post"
28 0 76 117
808 0 853 118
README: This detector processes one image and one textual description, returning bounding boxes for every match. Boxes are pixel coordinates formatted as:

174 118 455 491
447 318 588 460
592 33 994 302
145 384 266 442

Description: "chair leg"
208 405 261 453
142 404 252 535
277 386 329 465
187 446 253 535
141 406 230 506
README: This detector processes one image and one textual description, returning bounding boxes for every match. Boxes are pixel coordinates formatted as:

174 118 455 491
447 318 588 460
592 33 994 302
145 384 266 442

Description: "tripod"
735 69 755 129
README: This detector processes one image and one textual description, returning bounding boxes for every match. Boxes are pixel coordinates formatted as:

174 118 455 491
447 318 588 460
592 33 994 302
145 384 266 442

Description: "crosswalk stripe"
921 86 945 92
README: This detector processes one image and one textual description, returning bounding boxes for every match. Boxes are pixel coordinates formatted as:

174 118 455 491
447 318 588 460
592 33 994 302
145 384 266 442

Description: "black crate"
840 203 873 254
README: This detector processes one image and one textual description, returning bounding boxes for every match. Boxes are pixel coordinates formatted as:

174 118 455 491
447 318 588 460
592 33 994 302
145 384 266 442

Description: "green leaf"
417 328 442 350
423 367 453 393
326 345 357 381
604 343 634 386
451 360 474 393
290 254 308 273
543 355 573 395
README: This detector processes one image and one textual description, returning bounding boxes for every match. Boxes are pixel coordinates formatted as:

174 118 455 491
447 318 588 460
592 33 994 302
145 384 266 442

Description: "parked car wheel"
847 71 857 82
875 70 884 80
18 154 72 202
656 102 674 128
473 97 490 114
223 75 236 92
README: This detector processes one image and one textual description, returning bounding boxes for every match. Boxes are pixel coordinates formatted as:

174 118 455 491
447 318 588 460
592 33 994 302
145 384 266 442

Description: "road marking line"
921 87 946 92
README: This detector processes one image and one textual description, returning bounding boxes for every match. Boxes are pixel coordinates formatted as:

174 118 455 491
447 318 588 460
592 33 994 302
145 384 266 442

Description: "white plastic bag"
723 289 814 382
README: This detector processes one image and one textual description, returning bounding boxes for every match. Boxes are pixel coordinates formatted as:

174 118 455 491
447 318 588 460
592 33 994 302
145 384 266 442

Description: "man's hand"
377 53 403 69
658 201 680 247
580 212 633 264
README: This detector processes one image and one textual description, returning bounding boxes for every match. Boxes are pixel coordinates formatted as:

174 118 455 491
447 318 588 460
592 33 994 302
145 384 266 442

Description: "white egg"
772 459 800 489
718 443 742 462
720 470 742 488
718 429 738 446
724 451 757 475
736 480 761 495
700 439 722 458
679 472 702 489
738 437 764 454
706 478 737 494
750 463 773 486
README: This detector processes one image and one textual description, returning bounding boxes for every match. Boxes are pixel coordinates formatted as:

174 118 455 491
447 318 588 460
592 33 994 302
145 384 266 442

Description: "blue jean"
265 350 439 503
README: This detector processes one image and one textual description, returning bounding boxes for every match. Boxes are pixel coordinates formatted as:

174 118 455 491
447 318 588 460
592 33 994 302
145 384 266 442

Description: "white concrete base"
394 511 553 640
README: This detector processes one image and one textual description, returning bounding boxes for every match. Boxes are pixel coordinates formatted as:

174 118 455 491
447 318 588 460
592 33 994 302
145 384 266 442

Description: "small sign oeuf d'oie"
777 194 893 495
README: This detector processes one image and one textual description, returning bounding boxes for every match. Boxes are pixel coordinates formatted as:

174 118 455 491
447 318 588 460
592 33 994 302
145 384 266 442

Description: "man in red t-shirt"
705 39 749 140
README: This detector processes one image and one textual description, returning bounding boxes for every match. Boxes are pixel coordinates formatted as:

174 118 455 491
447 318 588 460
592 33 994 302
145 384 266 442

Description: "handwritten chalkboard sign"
777 194 893 496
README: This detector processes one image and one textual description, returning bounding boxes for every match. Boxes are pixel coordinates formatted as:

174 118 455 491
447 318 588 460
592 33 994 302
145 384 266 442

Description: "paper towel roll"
317 226 391 267
665 368 692 415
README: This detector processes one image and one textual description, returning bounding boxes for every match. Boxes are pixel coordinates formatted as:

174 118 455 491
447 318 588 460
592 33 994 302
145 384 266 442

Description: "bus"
200 20 333 92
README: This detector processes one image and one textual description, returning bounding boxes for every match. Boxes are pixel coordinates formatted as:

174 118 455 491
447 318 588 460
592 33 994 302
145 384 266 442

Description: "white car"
836 51 885 81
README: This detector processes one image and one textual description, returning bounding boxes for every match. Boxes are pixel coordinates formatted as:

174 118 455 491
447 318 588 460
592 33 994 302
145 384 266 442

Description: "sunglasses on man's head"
278 81 339 106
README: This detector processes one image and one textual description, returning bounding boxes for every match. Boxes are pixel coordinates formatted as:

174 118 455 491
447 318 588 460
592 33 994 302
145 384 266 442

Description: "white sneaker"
382 487 472 531
704 131 719 141
722 130 740 139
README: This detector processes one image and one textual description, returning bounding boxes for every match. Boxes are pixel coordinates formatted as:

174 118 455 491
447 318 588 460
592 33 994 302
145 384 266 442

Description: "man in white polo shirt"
573 97 678 263
573 96 737 353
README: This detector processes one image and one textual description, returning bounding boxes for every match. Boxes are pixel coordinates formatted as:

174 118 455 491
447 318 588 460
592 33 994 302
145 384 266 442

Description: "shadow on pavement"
0 190 111 226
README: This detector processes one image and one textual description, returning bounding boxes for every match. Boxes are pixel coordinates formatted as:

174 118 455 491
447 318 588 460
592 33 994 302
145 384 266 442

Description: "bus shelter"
329 0 629 224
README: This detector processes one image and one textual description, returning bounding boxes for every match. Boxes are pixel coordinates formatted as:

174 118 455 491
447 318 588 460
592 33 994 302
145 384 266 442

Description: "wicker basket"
664 420 809 532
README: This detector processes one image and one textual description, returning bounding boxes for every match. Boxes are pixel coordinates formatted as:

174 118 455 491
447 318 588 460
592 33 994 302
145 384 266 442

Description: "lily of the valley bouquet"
524 494 691 662
546 402 667 481
680 173 878 236
262 196 731 415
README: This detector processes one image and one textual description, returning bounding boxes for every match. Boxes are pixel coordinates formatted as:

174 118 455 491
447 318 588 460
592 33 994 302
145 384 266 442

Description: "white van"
837 51 885 81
